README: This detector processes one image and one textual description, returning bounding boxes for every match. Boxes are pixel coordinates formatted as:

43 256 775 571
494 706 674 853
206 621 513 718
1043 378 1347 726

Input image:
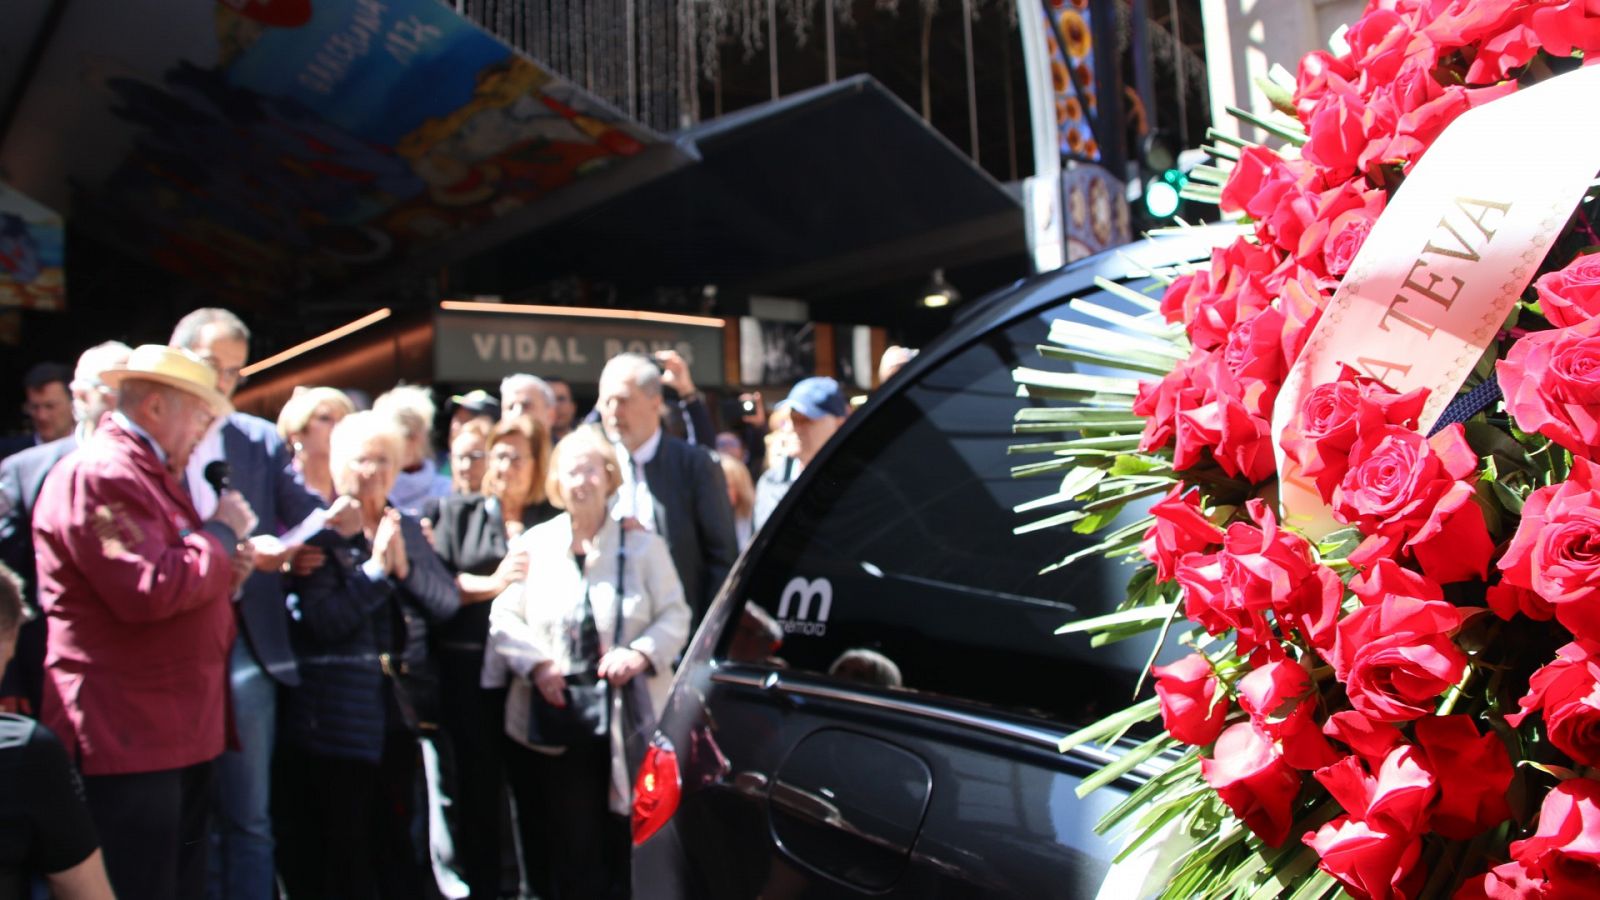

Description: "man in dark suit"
597 353 738 628
0 342 132 716
0 362 75 461
171 309 349 900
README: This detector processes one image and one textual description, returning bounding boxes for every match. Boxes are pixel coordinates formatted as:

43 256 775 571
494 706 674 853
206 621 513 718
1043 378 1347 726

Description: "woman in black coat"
423 414 556 899
276 411 459 900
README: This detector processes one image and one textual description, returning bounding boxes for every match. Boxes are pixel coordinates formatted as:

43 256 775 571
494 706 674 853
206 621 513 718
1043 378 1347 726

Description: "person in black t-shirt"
0 561 111 899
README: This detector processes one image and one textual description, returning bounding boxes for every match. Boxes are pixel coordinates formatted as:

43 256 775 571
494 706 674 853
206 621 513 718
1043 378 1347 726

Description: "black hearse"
630 226 1233 898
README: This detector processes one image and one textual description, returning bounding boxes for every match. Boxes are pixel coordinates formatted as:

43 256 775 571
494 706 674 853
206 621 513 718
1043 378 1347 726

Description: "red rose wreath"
1011 2 1600 897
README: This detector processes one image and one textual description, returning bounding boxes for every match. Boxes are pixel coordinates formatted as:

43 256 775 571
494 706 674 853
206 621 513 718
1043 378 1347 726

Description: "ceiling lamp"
921 269 961 308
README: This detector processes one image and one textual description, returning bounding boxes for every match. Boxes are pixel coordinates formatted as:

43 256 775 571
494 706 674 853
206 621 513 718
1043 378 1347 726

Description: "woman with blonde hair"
718 452 756 551
423 414 556 899
374 385 450 515
275 386 355 502
488 426 689 899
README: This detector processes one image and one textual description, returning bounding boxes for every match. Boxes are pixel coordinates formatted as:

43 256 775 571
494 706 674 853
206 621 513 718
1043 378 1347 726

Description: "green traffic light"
1145 180 1180 218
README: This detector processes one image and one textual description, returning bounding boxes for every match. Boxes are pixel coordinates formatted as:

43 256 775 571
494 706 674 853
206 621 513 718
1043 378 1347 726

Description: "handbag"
526 534 629 748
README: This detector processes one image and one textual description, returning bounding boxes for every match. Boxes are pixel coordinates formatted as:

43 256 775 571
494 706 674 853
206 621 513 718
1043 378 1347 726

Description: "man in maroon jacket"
32 345 257 900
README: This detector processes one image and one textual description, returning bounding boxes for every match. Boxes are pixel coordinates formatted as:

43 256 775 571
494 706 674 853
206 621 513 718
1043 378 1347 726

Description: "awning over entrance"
463 74 1027 300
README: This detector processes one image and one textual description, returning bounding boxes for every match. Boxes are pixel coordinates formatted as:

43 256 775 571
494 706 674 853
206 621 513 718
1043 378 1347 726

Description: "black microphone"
204 460 231 494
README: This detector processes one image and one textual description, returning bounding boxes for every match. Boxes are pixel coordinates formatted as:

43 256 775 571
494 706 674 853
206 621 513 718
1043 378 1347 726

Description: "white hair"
598 353 661 398
71 341 133 391
500 373 555 407
328 411 405 497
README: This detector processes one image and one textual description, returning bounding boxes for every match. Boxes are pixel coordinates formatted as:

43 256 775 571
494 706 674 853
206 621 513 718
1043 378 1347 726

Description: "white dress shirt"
614 426 662 532
184 419 228 519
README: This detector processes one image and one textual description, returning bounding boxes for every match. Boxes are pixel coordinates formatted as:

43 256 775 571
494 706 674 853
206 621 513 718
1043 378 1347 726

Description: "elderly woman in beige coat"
487 425 689 899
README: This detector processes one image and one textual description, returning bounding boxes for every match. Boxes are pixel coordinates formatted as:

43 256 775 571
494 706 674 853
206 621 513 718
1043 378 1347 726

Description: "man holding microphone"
33 345 258 899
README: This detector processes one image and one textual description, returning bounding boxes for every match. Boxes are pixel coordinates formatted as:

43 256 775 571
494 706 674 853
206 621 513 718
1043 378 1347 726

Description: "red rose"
1202 721 1302 847
1220 147 1324 256
1222 306 1288 411
1315 746 1435 836
1174 388 1279 482
1508 640 1600 767
1301 75 1369 178
1499 317 1600 459
1304 816 1425 900
1279 370 1428 504
1297 181 1386 279
1139 486 1224 582
1152 653 1228 747
1294 49 1356 122
1336 423 1492 584
1324 710 1405 770
1486 581 1555 622
1419 0 1524 59
1350 558 1442 607
1413 715 1514 840
1332 586 1467 722
1237 659 1339 770
1528 1 1600 62
1511 778 1600 893
1536 253 1600 328
1345 8 1420 84
1134 350 1207 455
1159 241 1280 352
1500 457 1600 641
1177 500 1343 658
1453 861 1552 900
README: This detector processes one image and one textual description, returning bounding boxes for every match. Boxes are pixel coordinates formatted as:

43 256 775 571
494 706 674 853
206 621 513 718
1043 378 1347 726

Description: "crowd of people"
0 307 911 900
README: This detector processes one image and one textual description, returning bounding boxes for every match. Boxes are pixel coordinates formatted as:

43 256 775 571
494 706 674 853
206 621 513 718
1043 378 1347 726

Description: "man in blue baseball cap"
753 376 847 530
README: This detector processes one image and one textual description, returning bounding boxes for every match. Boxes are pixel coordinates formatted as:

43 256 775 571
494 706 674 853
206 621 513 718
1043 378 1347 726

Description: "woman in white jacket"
487 425 689 899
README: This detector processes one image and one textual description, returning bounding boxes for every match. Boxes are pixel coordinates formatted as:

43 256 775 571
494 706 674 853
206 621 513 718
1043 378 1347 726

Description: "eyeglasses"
489 451 526 465
195 355 248 386
452 450 487 465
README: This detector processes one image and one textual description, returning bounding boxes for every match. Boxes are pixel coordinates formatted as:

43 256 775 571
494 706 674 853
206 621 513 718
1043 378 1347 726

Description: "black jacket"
283 515 458 762
641 432 738 626
222 413 327 686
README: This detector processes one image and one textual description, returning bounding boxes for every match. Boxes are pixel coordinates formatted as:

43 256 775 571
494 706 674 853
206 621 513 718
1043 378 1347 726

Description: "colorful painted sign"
1062 163 1130 261
1040 0 1102 162
0 0 677 301
0 184 65 311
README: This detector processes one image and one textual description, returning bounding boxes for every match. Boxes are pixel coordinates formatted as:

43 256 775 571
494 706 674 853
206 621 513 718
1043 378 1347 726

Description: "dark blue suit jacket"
223 413 327 687
0 435 78 606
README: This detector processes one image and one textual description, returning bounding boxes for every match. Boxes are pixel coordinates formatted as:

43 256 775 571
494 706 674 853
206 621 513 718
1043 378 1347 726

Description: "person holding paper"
170 308 350 900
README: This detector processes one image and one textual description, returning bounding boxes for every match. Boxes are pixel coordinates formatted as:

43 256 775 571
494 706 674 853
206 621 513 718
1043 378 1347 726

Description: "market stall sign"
434 308 725 386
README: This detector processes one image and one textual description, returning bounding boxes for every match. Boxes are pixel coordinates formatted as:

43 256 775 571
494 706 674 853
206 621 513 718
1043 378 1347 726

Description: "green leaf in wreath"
1314 527 1364 562
1111 454 1169 477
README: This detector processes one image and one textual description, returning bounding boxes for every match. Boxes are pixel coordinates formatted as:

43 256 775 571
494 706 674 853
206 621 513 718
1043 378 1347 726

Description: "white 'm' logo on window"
777 577 833 627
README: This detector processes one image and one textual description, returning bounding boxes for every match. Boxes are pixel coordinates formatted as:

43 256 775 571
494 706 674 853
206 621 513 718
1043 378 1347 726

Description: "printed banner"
0 0 679 301
0 183 65 311
1272 63 1600 535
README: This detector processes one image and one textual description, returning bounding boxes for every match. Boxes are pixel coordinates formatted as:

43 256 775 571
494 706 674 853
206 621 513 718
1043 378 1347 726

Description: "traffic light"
1144 168 1186 219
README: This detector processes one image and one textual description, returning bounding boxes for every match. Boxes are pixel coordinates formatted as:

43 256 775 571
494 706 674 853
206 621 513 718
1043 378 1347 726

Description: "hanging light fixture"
920 268 961 308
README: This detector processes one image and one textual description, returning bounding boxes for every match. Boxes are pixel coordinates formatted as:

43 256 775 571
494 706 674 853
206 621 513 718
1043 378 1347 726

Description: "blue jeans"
209 640 277 900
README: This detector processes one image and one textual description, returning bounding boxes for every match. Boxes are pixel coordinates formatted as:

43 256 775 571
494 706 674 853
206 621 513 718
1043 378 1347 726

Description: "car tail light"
633 736 682 846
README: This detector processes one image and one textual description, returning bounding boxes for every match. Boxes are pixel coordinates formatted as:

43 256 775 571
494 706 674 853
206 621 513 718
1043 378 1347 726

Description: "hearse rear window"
720 279 1170 727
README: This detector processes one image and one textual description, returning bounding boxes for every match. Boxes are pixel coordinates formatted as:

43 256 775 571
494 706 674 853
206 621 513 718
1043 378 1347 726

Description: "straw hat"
101 345 232 417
